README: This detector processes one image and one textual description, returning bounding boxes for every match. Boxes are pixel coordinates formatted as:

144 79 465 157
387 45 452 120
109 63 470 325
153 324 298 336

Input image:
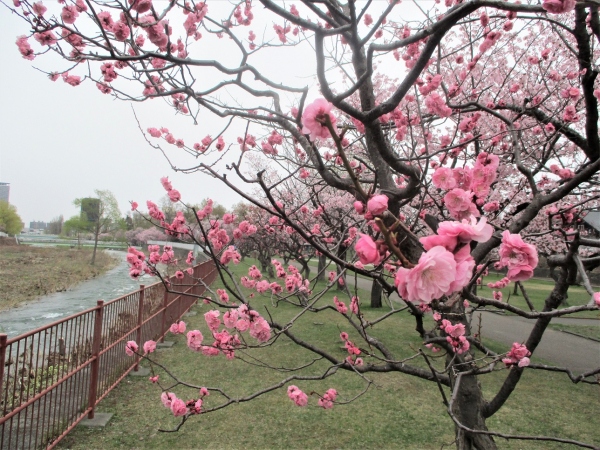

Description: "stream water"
0 251 157 338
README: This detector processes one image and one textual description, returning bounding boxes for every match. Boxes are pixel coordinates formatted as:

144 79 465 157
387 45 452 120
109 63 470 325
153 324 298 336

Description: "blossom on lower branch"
125 340 138 356
503 343 531 368
440 319 470 354
287 386 308 406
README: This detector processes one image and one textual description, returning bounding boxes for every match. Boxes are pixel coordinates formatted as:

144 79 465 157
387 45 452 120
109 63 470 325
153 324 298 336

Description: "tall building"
0 182 9 203
30 221 47 230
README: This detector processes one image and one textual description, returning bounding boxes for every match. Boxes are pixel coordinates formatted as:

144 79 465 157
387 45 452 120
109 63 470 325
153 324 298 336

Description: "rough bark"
370 279 383 308
317 254 327 281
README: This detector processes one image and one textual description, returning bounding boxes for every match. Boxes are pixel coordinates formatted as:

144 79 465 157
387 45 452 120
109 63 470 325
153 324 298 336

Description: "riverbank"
0 245 119 312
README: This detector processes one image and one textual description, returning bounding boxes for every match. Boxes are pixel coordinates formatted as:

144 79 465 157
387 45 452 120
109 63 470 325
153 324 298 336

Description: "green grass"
308 258 599 319
479 273 600 319
56 259 600 449
547 323 600 341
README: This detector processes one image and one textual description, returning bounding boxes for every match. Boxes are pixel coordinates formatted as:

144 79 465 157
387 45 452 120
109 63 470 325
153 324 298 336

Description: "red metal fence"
0 259 217 449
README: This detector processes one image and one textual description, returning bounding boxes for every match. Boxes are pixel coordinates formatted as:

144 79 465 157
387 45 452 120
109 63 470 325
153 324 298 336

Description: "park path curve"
303 263 599 374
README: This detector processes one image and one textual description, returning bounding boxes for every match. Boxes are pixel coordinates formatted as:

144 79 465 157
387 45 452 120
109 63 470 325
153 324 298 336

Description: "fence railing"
0 259 217 450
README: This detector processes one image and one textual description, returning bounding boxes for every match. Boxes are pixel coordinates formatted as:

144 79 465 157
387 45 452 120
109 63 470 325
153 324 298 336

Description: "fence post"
88 300 104 420
160 289 168 343
134 285 145 372
0 334 6 411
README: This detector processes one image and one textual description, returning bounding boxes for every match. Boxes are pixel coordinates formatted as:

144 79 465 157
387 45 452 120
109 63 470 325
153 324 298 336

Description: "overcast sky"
0 5 251 226
0 1 424 227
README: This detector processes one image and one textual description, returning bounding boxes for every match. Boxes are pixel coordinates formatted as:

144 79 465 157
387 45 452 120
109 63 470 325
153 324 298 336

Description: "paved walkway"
304 263 599 374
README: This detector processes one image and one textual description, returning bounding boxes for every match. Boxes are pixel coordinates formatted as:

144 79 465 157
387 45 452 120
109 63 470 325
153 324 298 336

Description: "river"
0 250 157 338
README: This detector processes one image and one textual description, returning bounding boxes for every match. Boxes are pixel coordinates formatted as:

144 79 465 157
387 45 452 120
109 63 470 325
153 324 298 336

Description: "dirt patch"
0 246 119 311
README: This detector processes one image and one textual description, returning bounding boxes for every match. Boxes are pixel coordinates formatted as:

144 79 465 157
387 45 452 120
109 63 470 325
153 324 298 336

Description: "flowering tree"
9 0 600 447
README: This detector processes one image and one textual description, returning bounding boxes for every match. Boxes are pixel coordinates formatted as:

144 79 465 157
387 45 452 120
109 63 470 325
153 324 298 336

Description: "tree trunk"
512 283 519 296
451 372 497 450
300 260 310 280
370 280 382 308
445 299 497 450
317 254 326 282
91 221 100 265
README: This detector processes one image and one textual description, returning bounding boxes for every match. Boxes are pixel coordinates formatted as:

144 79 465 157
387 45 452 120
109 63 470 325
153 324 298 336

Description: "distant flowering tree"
10 0 600 447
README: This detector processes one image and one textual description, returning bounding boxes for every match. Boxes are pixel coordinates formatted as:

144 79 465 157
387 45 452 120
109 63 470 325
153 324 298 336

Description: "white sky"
0 1 427 226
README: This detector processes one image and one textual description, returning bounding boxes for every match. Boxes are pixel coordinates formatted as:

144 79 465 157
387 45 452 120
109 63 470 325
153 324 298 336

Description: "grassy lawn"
0 245 118 311
56 259 600 449
307 259 600 320
478 273 600 320
547 323 600 341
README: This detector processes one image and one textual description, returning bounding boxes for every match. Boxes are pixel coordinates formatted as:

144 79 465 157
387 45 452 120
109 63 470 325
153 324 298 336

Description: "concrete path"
305 263 599 374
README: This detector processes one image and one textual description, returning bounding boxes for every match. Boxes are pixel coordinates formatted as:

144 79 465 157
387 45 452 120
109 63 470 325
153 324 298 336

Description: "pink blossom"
34 31 57 46
161 392 176 408
16 35 35 61
236 319 250 332
498 231 538 281
112 21 131 41
444 189 474 213
143 340 156 354
483 201 499 213
425 92 452 117
223 310 238 328
367 195 388 215
171 398 188 417
432 167 456 191
287 385 308 407
594 292 600 308
168 189 181 202
301 98 337 141
125 340 138 356
61 5 79 24
170 321 186 334
420 234 458 252
395 246 457 303
542 0 576 14
503 342 531 367
450 256 475 293
249 317 271 342
355 234 381 265
204 310 221 331
437 217 493 243
32 1 46 16
187 330 204 351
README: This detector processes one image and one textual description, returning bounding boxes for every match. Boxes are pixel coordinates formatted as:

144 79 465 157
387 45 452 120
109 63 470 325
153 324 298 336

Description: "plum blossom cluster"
287 385 308 407
353 194 389 221
432 152 499 220
161 387 210 418
487 277 510 290
502 343 531 368
497 231 539 281
395 218 493 304
439 319 470 354
126 247 150 280
333 296 348 314
355 234 387 266
340 332 363 366
301 98 337 141
287 385 338 409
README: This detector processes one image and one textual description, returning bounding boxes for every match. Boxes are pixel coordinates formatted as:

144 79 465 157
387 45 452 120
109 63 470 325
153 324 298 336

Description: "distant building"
0 182 9 203
582 211 600 237
29 221 48 230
